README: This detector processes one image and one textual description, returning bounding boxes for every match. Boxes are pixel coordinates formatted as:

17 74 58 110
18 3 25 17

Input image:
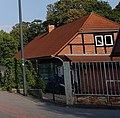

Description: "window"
95 35 104 46
95 34 113 46
105 35 113 46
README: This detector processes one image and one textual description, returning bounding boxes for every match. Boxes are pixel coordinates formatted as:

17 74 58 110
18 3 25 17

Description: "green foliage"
27 19 46 42
0 30 18 90
0 30 37 91
108 2 120 23
10 20 47 49
35 77 46 92
46 0 86 27
2 58 16 91
46 0 112 27
0 30 18 59
2 19 47 92
2 58 37 91
10 22 30 50
25 60 37 89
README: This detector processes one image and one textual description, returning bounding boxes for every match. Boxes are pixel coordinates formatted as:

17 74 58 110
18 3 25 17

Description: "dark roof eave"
110 28 120 57
27 55 53 60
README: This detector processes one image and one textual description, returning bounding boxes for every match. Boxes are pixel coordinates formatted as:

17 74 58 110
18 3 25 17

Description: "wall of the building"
58 32 118 55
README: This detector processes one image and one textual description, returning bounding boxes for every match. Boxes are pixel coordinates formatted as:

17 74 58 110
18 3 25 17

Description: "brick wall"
58 32 117 55
70 35 82 44
84 34 94 44
58 45 71 55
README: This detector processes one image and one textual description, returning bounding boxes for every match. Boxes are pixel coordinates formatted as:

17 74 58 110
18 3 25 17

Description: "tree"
46 0 86 27
9 20 48 92
14 59 37 90
0 30 18 90
10 20 47 48
27 19 46 42
0 30 18 59
10 22 30 50
0 30 37 91
108 2 120 23
46 0 112 27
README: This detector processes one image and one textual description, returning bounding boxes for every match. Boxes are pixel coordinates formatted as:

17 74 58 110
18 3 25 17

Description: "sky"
0 0 119 32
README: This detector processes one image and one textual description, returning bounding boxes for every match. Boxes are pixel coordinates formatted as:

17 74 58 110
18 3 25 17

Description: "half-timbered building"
16 13 120 105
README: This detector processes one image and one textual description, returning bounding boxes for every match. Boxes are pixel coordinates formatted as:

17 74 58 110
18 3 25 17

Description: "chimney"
48 25 55 32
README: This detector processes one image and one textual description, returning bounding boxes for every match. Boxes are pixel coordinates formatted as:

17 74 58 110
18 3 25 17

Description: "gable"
58 31 119 56
80 13 120 32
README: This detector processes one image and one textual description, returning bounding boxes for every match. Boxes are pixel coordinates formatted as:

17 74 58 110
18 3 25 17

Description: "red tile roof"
15 13 120 59
65 54 120 62
80 13 120 31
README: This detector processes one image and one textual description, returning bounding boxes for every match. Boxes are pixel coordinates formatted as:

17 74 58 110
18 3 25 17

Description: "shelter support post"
63 61 73 105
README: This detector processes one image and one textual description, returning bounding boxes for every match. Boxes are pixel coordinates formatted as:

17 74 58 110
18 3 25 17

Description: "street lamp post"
18 0 27 96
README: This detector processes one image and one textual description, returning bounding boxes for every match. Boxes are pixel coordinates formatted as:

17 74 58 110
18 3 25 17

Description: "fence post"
63 61 73 105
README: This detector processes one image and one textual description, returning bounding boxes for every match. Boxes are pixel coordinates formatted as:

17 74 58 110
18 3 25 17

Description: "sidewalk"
0 91 120 118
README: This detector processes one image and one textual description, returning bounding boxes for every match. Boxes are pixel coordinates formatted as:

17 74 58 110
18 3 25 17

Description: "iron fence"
72 62 120 97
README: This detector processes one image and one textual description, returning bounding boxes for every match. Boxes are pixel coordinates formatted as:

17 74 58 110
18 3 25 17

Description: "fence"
72 62 120 97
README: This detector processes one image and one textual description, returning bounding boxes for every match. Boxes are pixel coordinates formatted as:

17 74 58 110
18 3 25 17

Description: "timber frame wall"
58 31 118 56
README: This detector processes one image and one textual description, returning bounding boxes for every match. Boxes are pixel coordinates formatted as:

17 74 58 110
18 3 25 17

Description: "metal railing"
72 62 120 97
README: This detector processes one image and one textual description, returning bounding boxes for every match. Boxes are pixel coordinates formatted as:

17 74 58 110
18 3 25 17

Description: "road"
0 91 119 118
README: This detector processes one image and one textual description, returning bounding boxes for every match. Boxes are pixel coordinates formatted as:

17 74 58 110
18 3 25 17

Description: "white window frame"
104 35 113 46
95 35 104 46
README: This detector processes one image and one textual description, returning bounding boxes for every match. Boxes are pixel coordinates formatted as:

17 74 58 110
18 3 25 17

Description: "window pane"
105 35 113 46
95 35 103 46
